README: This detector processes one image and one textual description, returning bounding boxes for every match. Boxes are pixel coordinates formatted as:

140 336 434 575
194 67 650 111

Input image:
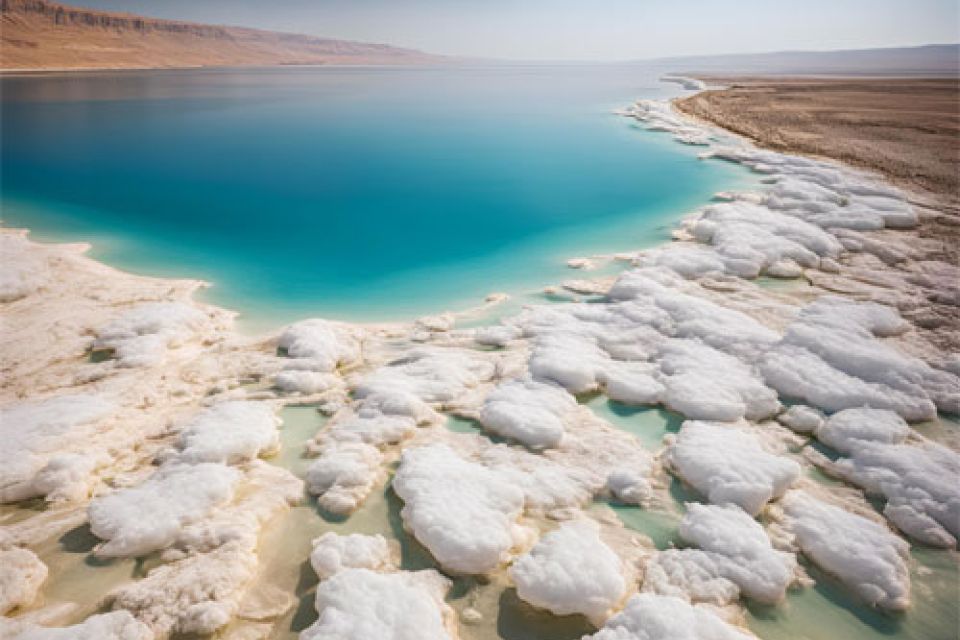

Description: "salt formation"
621 100 712 145
667 421 800 515
660 75 708 91
88 462 241 557
93 302 208 367
392 444 527 574
11 611 154 640
0 232 49 302
168 400 281 464
690 200 842 278
309 533 396 580
762 296 957 419
783 492 911 610
0 394 115 503
642 549 741 606
0 538 47 615
277 319 362 372
676 503 796 603
301 568 455 640
307 347 495 513
776 405 824 434
105 462 303 637
583 593 757 640
656 340 780 421
814 407 909 454
830 439 960 548
479 377 577 449
510 519 626 622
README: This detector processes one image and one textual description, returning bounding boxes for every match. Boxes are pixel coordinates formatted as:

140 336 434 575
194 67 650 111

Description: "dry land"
675 77 960 202
0 0 440 71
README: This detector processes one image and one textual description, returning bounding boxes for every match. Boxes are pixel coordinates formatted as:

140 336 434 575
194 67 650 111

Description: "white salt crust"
783 491 911 610
666 420 801 516
510 519 626 622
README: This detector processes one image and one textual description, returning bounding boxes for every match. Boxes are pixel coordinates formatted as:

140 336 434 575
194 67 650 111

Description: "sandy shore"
675 77 960 201
676 76 960 353
2 80 959 640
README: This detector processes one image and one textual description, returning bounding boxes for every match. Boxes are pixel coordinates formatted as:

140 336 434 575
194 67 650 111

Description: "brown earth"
675 77 960 204
0 0 442 71
676 76 960 352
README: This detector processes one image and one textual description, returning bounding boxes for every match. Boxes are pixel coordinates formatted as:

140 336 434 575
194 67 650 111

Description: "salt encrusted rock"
657 339 780 421
301 568 455 640
309 533 396 580
830 440 960 548
814 407 909 455
0 232 49 302
277 319 362 372
392 444 527 574
666 421 800 516
0 542 47 614
783 492 910 610
93 302 207 367
0 394 115 503
306 441 383 514
606 469 651 505
583 593 757 640
510 519 626 623
776 405 824 434
12 611 154 640
89 462 241 557
106 463 302 637
678 503 796 603
636 245 726 279
108 540 256 637
479 445 604 513
689 200 841 278
167 401 280 465
274 370 337 394
416 312 455 332
763 296 959 420
474 323 522 347
762 345 936 422
171 461 303 554
602 360 665 405
353 347 495 404
641 549 740 606
623 100 713 145
306 348 496 514
479 377 576 449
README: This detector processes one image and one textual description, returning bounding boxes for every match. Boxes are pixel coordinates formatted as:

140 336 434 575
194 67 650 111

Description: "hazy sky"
76 0 959 61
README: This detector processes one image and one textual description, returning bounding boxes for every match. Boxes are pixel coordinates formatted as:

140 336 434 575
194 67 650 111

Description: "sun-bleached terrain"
1 76 959 640
0 0 440 71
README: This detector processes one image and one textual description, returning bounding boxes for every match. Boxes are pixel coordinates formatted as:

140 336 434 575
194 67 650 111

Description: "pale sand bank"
1 83 959 640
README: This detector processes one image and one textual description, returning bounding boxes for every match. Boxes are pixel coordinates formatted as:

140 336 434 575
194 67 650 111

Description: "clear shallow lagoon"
1 64 751 330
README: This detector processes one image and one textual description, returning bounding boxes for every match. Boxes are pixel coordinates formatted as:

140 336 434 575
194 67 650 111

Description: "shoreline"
2 79 959 639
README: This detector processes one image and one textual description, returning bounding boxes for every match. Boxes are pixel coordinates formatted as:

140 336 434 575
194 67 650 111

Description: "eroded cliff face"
0 0 440 69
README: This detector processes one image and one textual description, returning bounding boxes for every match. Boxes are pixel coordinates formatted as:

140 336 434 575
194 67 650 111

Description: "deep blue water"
1 65 750 328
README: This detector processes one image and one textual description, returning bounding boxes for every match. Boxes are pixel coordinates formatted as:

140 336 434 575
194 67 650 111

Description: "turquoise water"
1 65 750 329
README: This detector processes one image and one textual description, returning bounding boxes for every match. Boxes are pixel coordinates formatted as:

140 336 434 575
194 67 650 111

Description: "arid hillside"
0 0 441 70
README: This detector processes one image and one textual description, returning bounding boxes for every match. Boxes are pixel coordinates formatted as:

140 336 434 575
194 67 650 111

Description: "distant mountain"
0 0 443 71
649 44 960 76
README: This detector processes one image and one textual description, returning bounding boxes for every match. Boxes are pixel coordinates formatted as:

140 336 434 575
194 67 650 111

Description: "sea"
1 64 751 330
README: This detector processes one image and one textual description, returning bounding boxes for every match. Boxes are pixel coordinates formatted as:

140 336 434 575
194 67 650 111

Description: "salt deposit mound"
510 519 626 622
